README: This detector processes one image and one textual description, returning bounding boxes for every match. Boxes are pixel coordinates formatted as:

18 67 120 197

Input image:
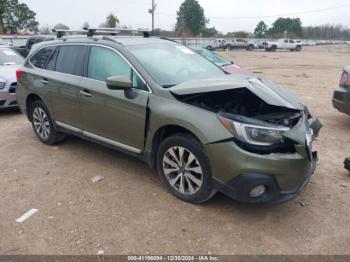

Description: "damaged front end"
170 75 323 203
171 76 322 154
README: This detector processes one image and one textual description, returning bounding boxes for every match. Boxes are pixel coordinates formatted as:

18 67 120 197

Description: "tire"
226 44 232 50
247 44 254 51
156 133 216 204
271 45 277 51
29 100 66 145
296 45 302 51
206 45 213 50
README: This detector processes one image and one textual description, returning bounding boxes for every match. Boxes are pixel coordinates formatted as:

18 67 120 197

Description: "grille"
9 82 17 94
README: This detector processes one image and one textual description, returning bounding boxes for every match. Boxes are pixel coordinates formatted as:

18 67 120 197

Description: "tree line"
1 0 350 40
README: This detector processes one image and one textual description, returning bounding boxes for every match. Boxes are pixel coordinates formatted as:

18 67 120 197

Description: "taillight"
339 71 350 87
16 70 24 81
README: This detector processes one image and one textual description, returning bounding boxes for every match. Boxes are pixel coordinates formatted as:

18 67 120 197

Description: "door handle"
41 78 49 85
80 89 92 98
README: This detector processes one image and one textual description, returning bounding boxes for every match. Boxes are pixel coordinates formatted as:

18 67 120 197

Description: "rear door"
42 45 87 129
26 45 84 129
79 45 149 152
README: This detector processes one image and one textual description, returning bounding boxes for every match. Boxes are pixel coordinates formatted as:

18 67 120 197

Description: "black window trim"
27 43 152 94
84 44 152 94
28 43 89 80
29 45 57 70
54 45 88 77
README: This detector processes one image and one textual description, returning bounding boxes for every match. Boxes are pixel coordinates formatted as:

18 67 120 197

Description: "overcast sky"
21 0 350 33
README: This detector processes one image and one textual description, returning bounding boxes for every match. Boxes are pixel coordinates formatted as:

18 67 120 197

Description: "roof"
29 36 175 53
110 37 172 46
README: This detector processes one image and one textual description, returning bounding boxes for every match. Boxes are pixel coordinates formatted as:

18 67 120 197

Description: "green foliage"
106 13 119 28
234 31 249 38
254 21 268 38
303 24 350 40
39 25 51 35
0 0 38 33
82 22 90 29
201 27 218 37
54 23 70 30
175 0 208 36
268 17 302 38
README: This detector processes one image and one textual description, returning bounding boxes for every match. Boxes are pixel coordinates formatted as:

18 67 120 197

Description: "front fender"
145 95 232 149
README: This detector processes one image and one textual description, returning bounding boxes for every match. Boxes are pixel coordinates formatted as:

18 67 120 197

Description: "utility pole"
148 0 157 34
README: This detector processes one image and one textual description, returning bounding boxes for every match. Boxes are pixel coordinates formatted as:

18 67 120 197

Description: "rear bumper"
332 86 350 115
0 90 17 108
213 151 318 204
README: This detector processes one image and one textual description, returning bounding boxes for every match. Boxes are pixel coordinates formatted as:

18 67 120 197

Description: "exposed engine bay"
174 88 302 128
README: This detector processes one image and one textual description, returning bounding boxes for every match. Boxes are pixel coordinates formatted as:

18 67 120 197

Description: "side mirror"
106 76 132 90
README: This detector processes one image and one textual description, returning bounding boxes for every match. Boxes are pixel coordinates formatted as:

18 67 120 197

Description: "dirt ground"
1 45 350 255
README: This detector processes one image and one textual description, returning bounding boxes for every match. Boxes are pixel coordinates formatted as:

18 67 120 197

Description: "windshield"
128 43 225 87
0 48 24 65
196 48 232 67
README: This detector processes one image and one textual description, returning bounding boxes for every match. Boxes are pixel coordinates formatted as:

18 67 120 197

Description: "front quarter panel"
146 94 232 147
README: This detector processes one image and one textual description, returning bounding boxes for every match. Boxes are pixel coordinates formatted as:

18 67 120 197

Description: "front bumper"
332 86 350 115
0 90 17 109
213 152 317 203
206 140 318 204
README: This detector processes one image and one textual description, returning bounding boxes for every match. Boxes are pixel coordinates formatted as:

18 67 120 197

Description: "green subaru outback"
16 35 322 204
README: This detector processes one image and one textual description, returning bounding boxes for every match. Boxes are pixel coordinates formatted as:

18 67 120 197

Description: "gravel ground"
0 45 349 255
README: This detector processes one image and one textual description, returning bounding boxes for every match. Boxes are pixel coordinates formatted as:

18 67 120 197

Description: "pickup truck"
225 38 255 51
206 38 255 51
12 35 55 57
264 39 302 52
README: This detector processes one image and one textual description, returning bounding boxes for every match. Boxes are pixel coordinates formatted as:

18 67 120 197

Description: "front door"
79 46 150 152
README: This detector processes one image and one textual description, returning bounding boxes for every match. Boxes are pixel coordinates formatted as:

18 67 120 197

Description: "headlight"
0 82 5 89
218 115 289 146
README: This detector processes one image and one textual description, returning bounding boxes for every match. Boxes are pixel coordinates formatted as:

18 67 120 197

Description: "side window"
55 45 86 76
30 46 56 69
284 39 288 43
88 46 147 91
45 47 58 71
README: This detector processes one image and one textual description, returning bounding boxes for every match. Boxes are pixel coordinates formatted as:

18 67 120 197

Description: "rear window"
55 45 86 76
30 46 56 69
0 48 24 66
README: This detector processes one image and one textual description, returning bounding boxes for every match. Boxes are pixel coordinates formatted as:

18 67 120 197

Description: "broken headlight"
218 115 289 146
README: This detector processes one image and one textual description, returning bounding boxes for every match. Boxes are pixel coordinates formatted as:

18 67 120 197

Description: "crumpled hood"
170 74 304 110
0 65 19 82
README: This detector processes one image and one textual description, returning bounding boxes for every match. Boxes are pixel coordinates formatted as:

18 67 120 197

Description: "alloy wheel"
32 107 51 140
162 146 203 195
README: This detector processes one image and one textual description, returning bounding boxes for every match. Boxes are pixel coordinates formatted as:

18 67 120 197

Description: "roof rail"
52 29 87 38
53 28 151 39
83 27 151 38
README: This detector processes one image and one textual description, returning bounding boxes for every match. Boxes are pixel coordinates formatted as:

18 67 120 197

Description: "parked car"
206 38 226 50
264 39 302 52
0 47 24 109
17 36 322 204
194 48 253 76
207 38 255 51
225 38 255 51
12 35 55 58
252 40 266 49
332 66 350 115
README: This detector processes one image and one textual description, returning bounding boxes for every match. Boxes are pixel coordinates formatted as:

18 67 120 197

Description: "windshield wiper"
162 84 176 88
